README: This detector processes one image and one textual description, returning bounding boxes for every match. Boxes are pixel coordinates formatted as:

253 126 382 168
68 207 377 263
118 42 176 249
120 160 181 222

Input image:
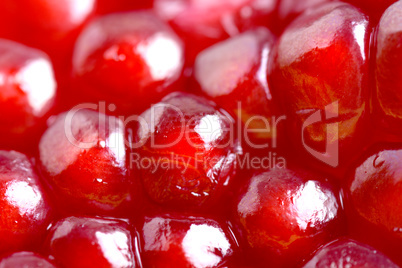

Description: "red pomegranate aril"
72 11 185 115
233 167 344 267
194 28 280 149
0 0 96 67
0 252 57 268
133 92 240 209
374 1 402 136
0 39 56 150
45 216 138 268
0 151 52 253
154 0 277 63
269 2 370 169
302 238 399 268
39 109 132 216
346 147 402 265
140 214 238 268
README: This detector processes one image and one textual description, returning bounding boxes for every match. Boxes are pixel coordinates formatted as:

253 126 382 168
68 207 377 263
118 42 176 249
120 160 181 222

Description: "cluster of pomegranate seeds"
0 0 96 68
0 0 401 267
153 0 277 63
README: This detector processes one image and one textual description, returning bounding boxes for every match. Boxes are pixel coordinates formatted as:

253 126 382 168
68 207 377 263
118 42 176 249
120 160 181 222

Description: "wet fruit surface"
0 0 96 67
154 0 277 63
276 0 335 33
194 28 279 147
233 167 344 267
134 92 240 208
302 238 399 268
39 109 132 215
140 214 238 267
72 11 185 115
0 39 56 150
0 252 57 268
0 1 401 267
45 216 138 268
374 1 402 134
269 2 370 168
0 151 52 253
346 147 402 265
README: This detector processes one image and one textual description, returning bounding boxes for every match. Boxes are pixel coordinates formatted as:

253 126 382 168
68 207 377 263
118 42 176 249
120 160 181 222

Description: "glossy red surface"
140 215 238 268
276 0 335 33
96 0 154 14
38 109 132 215
0 151 52 253
346 148 402 265
154 0 277 63
233 168 344 267
0 252 57 268
345 0 398 21
134 92 240 208
0 39 56 150
302 238 399 268
269 2 370 168
46 216 138 268
374 1 402 134
72 11 185 115
0 0 96 66
194 28 279 148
